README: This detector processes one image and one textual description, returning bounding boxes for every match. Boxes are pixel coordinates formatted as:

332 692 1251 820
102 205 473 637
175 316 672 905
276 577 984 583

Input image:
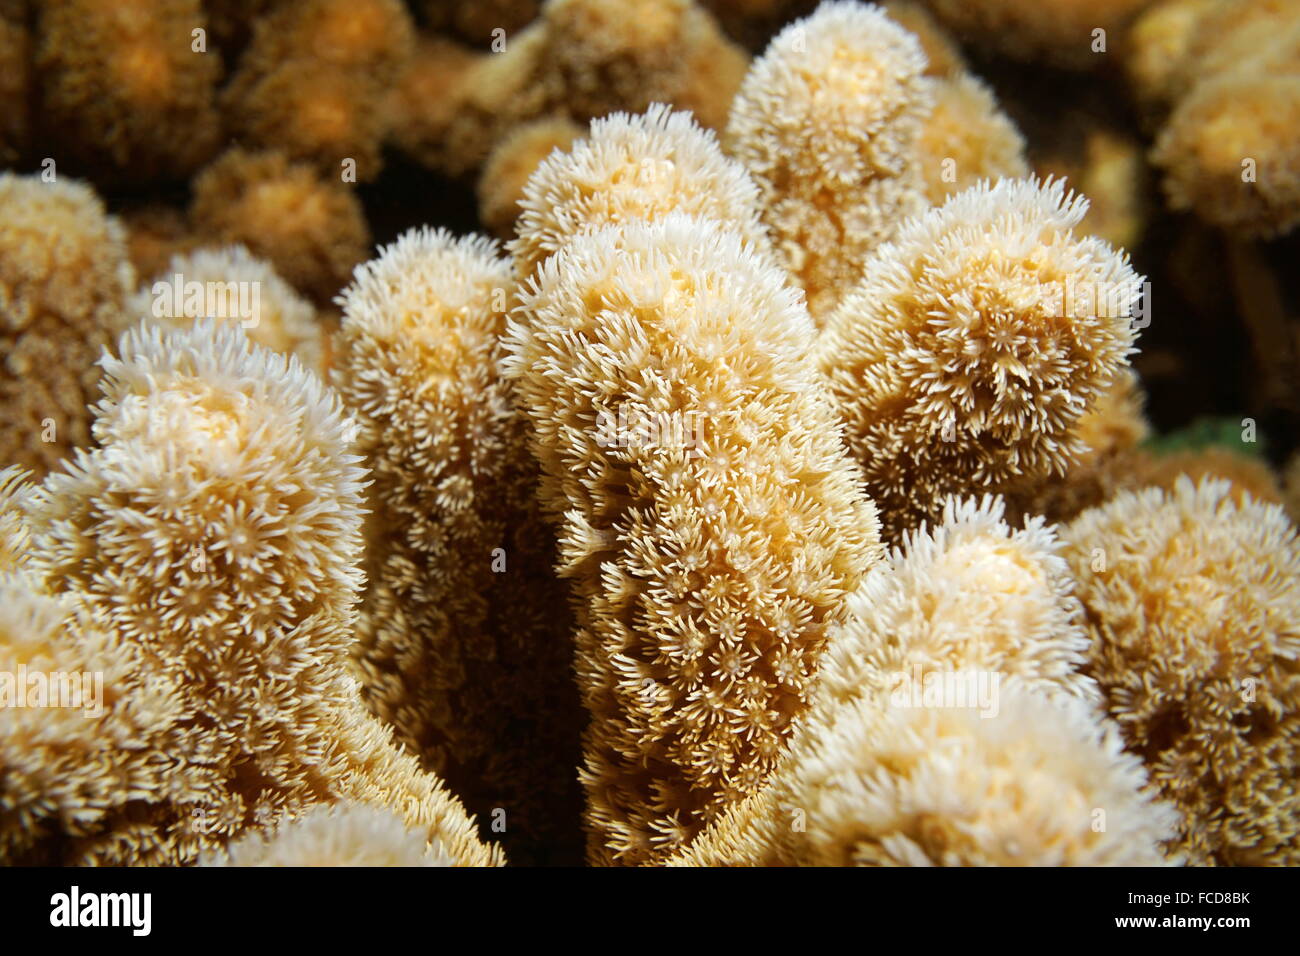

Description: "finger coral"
544 0 747 128
127 245 324 374
819 177 1142 542
510 104 770 278
1008 368 1152 523
1146 0 1300 236
203 803 454 867
1061 478 1300 865
190 149 371 304
678 682 1176 865
222 0 415 182
505 214 883 864
673 497 1174 866
334 227 583 866
0 173 133 479
0 0 1294 877
1154 73 1300 237
34 0 222 182
478 116 585 239
915 73 1030 205
4 320 501 867
725 1 933 320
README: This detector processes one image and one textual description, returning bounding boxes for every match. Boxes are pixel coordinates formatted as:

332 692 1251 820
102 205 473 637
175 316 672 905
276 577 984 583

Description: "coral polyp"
0 0 1297 876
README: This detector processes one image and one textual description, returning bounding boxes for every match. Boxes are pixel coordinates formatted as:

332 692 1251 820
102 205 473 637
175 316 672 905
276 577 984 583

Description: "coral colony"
0 0 1298 868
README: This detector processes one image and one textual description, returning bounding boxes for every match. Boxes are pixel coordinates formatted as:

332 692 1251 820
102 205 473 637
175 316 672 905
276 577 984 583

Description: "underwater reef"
1 0 1299 867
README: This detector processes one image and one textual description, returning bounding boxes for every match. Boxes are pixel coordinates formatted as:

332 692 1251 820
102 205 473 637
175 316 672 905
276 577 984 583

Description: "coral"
3 320 502 867
922 0 1155 69
384 34 491 178
478 116 584 238
1141 0 1300 236
673 498 1173 866
820 497 1099 709
221 0 413 181
505 214 883 864
677 682 1176 865
543 0 745 127
388 27 559 179
916 73 1030 205
226 0 413 88
1134 446 1283 505
725 1 932 321
1125 0 1219 111
510 105 770 278
1062 478 1300 865
334 228 583 865
1038 124 1149 249
0 174 134 479
228 63 392 184
0 0 1293 874
1154 73 1300 237
127 245 324 374
389 1 745 183
34 0 222 182
819 178 1142 542
190 149 371 304
204 803 454 867
0 465 33 572
1009 368 1151 523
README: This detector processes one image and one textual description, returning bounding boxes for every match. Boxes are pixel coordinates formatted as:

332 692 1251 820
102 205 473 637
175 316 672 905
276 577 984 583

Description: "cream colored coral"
1009 367 1151 523
0 466 33 573
127 245 324 374
725 1 933 321
505 214 883 864
916 73 1029 204
0 174 134 478
190 148 371 302
819 496 1099 710
479 116 584 238
204 803 454 867
222 0 414 179
1125 0 1219 110
819 177 1142 542
1134 447 1282 506
510 104 770 278
34 0 222 181
334 227 583 864
1062 477 1300 865
678 682 1176 865
1153 73 1300 237
7 320 501 866
672 498 1173 866
544 0 747 128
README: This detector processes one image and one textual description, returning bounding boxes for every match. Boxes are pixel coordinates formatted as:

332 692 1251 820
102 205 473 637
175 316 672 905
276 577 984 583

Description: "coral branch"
725 1 932 320
334 227 583 865
505 214 882 864
2 321 501 866
1062 477 1300 865
820 178 1142 542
